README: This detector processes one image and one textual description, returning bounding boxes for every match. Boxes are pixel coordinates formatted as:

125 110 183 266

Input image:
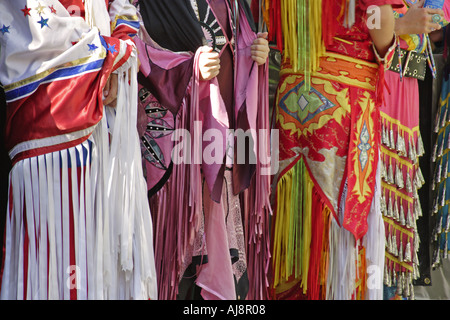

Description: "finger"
251 51 267 59
103 77 111 97
199 61 221 80
200 53 220 66
103 93 113 106
110 74 118 95
251 48 268 58
426 8 445 16
200 69 220 81
211 69 220 78
251 50 268 59
251 54 262 62
252 56 266 65
202 55 221 64
252 40 269 49
431 22 442 29
251 49 269 59
103 74 118 106
109 99 117 109
202 50 220 58
253 38 269 46
200 45 213 53
202 64 221 75
414 0 425 8
429 22 442 33
251 50 268 63
252 37 269 45
251 43 270 52
203 59 221 68
257 32 269 39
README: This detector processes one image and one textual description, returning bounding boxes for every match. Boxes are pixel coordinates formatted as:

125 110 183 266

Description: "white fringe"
104 45 157 300
326 179 357 300
326 219 357 300
363 156 385 300
83 0 111 36
326 155 385 300
0 46 157 301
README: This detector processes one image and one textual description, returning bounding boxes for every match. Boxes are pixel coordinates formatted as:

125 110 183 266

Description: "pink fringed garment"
136 2 272 300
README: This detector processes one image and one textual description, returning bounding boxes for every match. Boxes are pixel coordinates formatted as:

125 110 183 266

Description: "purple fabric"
445 0 450 21
136 31 194 115
231 5 266 195
191 47 229 202
137 0 271 300
208 0 235 126
137 29 194 75
196 178 237 300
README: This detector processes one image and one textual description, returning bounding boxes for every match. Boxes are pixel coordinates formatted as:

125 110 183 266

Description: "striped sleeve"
108 0 140 41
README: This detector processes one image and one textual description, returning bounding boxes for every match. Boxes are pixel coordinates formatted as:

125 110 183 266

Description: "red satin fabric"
5 35 125 165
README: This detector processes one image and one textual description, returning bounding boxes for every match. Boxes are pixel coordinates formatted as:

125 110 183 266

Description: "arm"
103 0 140 106
368 4 396 58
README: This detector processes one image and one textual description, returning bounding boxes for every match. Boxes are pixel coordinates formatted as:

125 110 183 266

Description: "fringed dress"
380 2 435 300
264 0 403 300
0 0 157 300
136 0 272 300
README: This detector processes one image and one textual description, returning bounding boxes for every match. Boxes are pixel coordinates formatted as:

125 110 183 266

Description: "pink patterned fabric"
381 71 420 129
445 0 450 21
137 0 271 300
196 171 241 300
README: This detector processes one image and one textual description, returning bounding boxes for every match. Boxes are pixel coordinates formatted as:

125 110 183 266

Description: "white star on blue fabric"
0 24 10 35
37 16 49 29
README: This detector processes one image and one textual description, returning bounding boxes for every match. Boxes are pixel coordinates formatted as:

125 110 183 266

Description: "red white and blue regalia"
0 0 157 300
